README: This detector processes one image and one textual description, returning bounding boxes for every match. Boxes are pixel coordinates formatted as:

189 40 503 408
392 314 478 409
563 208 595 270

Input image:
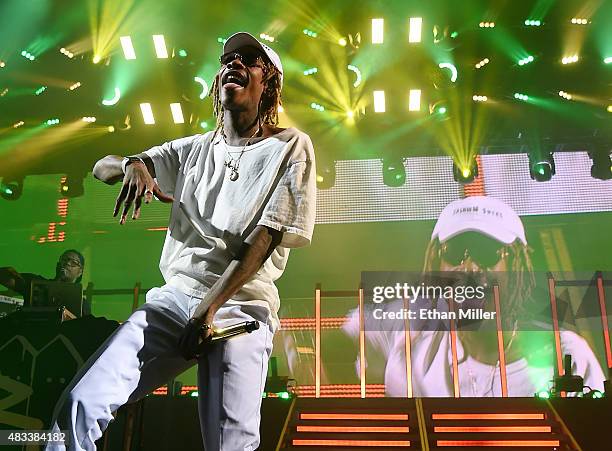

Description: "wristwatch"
121 156 146 174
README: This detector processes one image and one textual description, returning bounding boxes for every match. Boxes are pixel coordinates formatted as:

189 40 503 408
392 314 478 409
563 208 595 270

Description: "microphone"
196 321 260 353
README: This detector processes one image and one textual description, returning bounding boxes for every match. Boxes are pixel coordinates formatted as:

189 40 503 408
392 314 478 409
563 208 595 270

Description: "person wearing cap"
344 196 604 397
49 32 316 450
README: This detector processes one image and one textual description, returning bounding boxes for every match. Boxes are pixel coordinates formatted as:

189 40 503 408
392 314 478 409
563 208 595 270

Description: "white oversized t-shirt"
144 127 316 331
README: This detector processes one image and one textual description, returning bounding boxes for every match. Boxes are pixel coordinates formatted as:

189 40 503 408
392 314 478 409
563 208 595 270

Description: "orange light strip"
547 276 564 377
437 440 559 447
448 298 460 398
434 426 551 433
403 296 413 398
493 285 508 397
293 439 410 447
315 286 321 399
359 287 366 399
596 273 612 369
432 413 545 420
297 425 409 433
300 413 409 421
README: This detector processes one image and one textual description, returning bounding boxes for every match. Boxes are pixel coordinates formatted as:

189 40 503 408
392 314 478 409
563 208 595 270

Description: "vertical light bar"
372 18 384 44
408 89 421 111
493 285 508 397
359 287 366 399
373 90 386 113
170 102 185 124
409 17 423 43
403 297 413 398
139 103 155 125
548 276 565 397
120 36 136 60
315 286 321 398
152 34 168 58
596 273 612 369
448 298 460 397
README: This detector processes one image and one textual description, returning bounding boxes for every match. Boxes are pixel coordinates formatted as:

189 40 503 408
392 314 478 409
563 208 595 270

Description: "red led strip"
432 413 545 420
434 426 551 433
293 439 410 447
437 440 559 447
300 413 409 421
297 425 409 433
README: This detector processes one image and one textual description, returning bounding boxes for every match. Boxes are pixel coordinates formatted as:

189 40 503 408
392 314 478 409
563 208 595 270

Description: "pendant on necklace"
229 170 239 181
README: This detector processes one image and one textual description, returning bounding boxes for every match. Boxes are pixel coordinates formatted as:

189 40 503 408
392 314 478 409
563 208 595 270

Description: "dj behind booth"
0 250 118 441
0 249 91 318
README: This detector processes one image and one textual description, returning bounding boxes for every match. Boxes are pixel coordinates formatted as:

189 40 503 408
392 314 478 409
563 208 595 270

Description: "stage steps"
280 398 579 450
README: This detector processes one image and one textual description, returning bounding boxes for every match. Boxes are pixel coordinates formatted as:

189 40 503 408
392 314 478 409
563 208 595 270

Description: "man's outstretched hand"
113 161 173 224
178 316 214 360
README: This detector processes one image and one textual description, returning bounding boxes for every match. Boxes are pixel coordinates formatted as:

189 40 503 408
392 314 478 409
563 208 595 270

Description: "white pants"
46 285 274 451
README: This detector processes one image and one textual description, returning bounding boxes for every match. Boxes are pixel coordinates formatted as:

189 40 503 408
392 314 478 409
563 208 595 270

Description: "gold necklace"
223 125 261 181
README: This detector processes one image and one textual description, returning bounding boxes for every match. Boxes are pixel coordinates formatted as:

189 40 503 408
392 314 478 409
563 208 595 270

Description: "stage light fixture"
472 95 488 102
316 161 336 189
408 89 421 111
139 103 155 125
0 60 5 68
589 150 612 180
0 176 23 201
570 18 588 25
604 57 612 64
13 121 24 128
338 37 347 46
347 65 362 87
170 103 185 124
524 19 542 26
373 90 385 113
383 157 406 187
60 174 85 198
69 82 81 91
35 86 47 95
475 58 489 69
479 22 495 28
529 152 555 182
194 77 209 99
45 118 60 126
453 159 478 184
438 63 458 82
200 121 209 129
82 116 96 123
217 37 227 44
408 17 422 43
153 35 168 58
561 55 579 64
102 88 121 106
607 106 612 113
1 89 8 97
372 19 384 44
303 29 318 38
177 49 188 57
60 48 74 58
535 391 550 399
558 91 572 100
107 126 115 133
120 36 136 60
310 102 324 112
514 93 529 101
518 55 534 66
259 33 275 43
21 50 35 61
92 54 102 64
303 67 318 75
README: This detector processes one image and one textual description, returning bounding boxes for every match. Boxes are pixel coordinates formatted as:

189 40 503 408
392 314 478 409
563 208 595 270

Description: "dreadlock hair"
209 57 282 142
422 238 535 329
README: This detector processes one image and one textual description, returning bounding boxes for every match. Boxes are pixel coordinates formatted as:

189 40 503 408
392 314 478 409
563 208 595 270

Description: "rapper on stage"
47 32 316 450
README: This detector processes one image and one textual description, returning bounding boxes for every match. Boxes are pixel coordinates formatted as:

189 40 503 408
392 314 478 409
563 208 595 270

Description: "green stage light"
303 67 318 75
178 49 188 57
514 93 529 101
303 29 318 38
35 86 47 95
347 65 362 87
45 118 60 126
102 88 121 106
438 63 458 82
604 57 612 64
536 390 550 399
200 121 209 129
1 177 23 201
277 391 290 399
529 153 555 182
524 20 541 26
438 106 447 114
383 157 406 187
21 50 35 61
310 102 324 112
217 37 227 44
518 55 534 66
